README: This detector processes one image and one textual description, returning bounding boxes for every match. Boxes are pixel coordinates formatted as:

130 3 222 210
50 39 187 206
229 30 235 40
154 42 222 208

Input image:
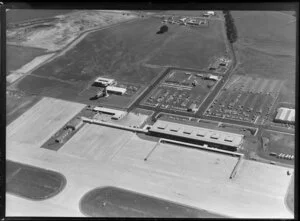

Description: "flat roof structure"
92 106 127 119
106 86 127 95
149 120 244 148
275 107 295 123
94 77 115 86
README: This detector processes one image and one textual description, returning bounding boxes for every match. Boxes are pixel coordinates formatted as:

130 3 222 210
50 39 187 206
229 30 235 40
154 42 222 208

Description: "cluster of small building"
149 120 244 152
208 57 231 74
93 77 127 96
163 16 208 27
162 11 216 27
274 107 295 124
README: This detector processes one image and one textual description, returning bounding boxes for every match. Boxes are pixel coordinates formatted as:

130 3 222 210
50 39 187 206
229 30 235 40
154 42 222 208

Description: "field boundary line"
263 129 295 136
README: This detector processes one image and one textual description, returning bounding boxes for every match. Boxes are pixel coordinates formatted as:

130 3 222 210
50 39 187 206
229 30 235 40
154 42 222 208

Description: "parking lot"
205 75 282 124
141 69 220 113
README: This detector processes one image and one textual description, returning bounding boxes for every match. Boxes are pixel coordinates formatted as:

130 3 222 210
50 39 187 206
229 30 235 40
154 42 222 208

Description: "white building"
275 107 295 124
94 77 115 86
149 120 244 151
208 74 220 81
106 86 127 95
204 11 215 16
92 106 127 120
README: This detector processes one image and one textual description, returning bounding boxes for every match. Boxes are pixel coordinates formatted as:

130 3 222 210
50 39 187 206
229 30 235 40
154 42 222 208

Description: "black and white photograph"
3 3 297 218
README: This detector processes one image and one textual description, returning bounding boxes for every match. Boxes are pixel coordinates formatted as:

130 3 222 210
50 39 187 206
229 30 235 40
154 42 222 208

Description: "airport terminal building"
149 120 244 151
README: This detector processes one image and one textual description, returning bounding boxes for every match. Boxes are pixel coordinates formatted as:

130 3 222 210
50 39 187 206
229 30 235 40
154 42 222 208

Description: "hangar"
92 106 127 120
274 107 295 124
149 120 244 151
106 86 127 95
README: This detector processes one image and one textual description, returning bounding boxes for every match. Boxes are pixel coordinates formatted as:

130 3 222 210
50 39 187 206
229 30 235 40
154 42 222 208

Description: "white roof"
275 107 295 122
93 106 126 116
95 77 115 83
209 75 219 80
150 120 244 148
106 86 126 93
206 11 215 15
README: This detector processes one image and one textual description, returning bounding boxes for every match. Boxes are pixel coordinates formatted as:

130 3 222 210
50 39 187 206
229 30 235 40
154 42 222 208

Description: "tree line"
223 11 238 43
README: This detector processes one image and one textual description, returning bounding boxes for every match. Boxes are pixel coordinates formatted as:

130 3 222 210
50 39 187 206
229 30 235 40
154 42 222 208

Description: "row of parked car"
270 152 294 160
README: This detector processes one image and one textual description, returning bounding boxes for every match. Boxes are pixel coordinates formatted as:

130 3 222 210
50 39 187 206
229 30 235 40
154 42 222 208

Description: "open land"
6 98 294 217
6 160 66 200
257 129 294 165
6 45 47 74
7 53 55 84
232 11 296 104
7 10 138 52
10 16 226 109
80 186 224 218
6 9 73 24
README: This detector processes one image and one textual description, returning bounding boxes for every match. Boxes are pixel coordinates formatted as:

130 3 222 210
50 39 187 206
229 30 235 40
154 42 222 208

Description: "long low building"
275 107 295 124
106 86 127 95
94 77 115 86
149 120 244 151
92 106 127 120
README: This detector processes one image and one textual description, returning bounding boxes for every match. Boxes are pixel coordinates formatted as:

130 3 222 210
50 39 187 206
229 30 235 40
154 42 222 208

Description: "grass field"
257 130 294 165
6 45 46 73
232 11 296 104
13 17 227 107
6 93 41 125
80 186 224 217
6 160 66 200
6 9 73 24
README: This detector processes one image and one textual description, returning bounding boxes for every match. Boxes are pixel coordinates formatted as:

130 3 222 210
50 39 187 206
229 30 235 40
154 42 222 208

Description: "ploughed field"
13 17 226 106
80 186 225 218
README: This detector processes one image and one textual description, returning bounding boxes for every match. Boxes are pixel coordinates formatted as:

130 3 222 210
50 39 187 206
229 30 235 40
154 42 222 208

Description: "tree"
223 10 238 43
156 25 168 34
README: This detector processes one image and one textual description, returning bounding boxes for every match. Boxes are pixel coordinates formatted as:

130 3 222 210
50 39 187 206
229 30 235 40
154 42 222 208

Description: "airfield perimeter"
6 97 293 218
6 10 295 218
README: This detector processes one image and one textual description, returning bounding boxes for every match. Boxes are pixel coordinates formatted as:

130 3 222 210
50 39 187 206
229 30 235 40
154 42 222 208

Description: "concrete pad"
6 122 294 218
6 97 85 152
59 124 134 161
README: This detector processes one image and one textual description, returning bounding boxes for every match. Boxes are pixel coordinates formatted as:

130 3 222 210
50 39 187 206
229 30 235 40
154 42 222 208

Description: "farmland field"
80 186 224 217
6 160 66 200
232 11 296 104
6 45 46 73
